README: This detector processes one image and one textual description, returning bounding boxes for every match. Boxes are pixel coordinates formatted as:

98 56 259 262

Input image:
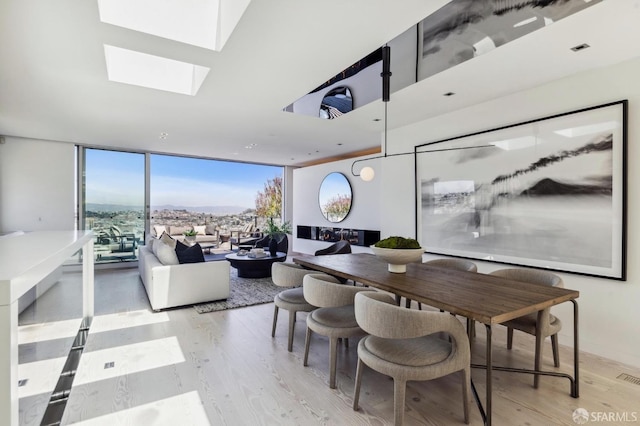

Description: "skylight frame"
103 45 210 96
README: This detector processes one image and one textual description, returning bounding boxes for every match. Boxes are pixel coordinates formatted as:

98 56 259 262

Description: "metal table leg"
486 324 492 425
572 300 580 397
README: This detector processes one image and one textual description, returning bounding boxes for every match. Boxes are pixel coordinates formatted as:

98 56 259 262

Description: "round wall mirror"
319 172 352 223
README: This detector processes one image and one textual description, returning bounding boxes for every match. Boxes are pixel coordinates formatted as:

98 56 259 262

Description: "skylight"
97 0 251 51
104 45 210 95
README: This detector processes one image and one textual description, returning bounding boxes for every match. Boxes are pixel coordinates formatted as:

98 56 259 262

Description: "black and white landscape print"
417 101 626 278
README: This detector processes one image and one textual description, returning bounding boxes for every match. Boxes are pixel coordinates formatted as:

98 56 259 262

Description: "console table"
0 230 94 426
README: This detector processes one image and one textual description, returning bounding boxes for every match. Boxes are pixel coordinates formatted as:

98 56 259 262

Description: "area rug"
193 269 280 313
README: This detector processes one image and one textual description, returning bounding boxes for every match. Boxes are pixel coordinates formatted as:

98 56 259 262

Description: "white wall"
0 137 75 232
292 157 381 254
293 57 640 368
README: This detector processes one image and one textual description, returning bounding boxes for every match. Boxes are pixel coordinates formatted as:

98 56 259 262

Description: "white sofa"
138 245 230 311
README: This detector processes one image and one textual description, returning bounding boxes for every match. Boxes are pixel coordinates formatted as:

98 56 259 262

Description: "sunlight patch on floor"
89 309 170 334
18 318 83 345
18 356 67 398
74 337 185 386
71 391 211 426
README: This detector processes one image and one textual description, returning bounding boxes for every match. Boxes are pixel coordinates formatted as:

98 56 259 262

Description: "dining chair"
271 262 319 352
353 291 471 425
314 240 352 256
489 267 563 388
302 273 374 389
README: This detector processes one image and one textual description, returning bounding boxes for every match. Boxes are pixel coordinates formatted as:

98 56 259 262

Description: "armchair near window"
314 240 351 256
255 233 288 255
230 223 262 248
110 226 137 252
96 226 137 259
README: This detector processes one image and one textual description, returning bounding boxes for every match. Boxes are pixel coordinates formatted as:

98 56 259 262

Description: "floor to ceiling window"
82 148 145 263
80 148 284 263
149 154 283 245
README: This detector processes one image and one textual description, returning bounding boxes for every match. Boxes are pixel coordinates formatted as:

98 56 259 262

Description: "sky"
84 149 282 209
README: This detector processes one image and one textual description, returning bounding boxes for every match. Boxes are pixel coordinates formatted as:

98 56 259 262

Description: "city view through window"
83 149 284 263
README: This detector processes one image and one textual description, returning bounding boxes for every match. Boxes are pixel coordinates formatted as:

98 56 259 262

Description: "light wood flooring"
18 268 640 425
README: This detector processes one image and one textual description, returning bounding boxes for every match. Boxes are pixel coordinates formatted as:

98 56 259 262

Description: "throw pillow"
175 239 188 252
205 224 217 235
176 243 205 264
146 237 155 251
160 231 177 249
153 239 179 265
193 225 206 235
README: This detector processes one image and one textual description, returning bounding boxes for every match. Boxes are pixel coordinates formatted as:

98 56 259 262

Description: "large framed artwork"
415 100 627 280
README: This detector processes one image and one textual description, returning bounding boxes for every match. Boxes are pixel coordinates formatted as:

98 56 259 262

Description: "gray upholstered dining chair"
302 273 374 389
353 291 471 425
425 258 478 272
271 262 320 352
489 267 563 388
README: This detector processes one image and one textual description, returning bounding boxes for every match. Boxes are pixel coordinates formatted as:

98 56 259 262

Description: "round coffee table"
225 252 287 278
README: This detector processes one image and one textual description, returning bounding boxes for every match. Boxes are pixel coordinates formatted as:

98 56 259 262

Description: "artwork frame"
415 100 627 280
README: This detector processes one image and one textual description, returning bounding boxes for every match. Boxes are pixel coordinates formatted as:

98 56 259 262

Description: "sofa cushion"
160 231 177 249
171 225 192 236
153 238 179 265
154 225 168 237
193 225 207 235
176 243 205 264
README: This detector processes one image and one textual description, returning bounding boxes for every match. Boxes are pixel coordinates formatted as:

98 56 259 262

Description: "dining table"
293 253 580 426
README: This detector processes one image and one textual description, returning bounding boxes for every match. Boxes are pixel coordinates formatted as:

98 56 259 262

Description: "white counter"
0 230 94 426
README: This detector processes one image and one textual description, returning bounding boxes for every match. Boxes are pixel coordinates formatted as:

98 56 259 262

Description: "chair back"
354 292 468 342
303 274 368 308
271 262 315 288
425 258 477 272
315 240 352 256
489 268 563 288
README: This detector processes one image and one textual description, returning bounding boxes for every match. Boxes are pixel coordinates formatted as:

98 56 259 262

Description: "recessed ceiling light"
244 143 257 149
104 45 209 95
159 132 168 139
97 0 251 52
443 92 455 97
571 43 590 52
373 118 382 122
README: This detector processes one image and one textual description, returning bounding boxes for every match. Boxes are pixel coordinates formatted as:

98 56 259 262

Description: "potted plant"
370 236 423 273
183 229 198 244
264 218 291 256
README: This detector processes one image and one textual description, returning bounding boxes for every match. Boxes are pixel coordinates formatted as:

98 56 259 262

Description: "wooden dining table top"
293 253 580 325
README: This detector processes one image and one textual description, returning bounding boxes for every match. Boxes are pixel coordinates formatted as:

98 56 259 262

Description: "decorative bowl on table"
370 236 423 273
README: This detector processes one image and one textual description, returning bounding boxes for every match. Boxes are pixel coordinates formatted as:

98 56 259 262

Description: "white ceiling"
1 0 639 167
